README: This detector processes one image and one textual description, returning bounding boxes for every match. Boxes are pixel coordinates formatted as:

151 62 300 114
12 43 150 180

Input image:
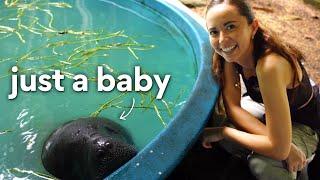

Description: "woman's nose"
219 31 226 44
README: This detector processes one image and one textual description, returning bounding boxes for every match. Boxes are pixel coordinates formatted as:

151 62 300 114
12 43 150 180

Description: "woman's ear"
251 19 259 39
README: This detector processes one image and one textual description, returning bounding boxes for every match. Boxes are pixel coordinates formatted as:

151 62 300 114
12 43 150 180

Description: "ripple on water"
17 109 30 129
21 129 38 151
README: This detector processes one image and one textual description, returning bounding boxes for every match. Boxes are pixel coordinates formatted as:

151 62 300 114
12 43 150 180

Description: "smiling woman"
206 2 258 69
201 0 320 179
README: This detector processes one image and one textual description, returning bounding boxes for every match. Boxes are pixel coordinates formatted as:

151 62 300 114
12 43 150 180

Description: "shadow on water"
167 141 256 180
168 140 320 180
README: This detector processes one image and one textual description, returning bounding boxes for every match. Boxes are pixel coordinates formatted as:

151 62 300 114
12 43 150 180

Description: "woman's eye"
226 24 235 30
209 30 219 36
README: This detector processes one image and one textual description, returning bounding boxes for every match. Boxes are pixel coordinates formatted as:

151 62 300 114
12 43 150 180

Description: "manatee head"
41 117 137 180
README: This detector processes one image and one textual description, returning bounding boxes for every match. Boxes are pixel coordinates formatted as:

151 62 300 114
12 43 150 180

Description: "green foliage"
304 0 320 9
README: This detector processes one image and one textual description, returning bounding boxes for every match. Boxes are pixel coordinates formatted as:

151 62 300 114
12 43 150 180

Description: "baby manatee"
41 117 137 180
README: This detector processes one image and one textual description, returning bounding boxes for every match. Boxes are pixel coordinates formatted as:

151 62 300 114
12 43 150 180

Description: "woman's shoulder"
256 52 291 74
256 52 292 85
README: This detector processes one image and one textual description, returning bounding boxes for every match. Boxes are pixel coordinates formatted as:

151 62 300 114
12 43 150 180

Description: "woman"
202 0 320 179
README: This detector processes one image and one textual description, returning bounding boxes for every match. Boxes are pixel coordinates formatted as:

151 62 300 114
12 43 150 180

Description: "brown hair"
206 0 304 114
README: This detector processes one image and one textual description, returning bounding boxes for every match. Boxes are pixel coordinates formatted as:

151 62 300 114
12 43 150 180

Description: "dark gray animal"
41 117 137 180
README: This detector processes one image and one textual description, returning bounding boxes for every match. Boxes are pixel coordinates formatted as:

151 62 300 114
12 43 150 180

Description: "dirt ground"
181 0 320 83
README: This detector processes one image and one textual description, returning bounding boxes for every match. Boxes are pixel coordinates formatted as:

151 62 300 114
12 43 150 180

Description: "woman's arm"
222 54 293 160
222 61 267 135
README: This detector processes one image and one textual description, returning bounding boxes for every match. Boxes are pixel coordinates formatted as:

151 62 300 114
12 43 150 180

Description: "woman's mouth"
221 45 237 54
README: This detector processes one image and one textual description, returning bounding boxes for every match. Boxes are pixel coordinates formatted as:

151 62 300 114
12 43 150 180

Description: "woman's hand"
201 127 225 148
285 143 307 172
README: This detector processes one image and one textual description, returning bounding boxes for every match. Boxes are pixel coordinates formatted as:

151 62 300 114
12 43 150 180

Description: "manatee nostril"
75 129 81 136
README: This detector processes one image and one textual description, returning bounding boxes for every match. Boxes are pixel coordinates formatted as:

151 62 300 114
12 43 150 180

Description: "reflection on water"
0 0 197 179
17 109 38 153
18 109 30 128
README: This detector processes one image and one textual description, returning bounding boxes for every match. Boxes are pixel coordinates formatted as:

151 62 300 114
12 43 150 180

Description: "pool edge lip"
107 0 219 179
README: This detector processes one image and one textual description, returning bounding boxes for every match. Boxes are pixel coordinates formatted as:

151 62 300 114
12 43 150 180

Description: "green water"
0 0 197 179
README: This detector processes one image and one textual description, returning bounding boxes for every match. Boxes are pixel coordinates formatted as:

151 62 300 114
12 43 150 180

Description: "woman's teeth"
221 45 236 53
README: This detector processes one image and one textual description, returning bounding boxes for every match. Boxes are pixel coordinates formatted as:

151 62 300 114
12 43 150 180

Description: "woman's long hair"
206 0 304 114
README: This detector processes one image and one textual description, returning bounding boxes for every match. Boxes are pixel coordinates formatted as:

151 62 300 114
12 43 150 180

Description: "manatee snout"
88 135 137 179
41 117 137 180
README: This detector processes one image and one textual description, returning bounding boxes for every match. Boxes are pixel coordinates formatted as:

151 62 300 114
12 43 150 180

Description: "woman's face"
206 4 256 64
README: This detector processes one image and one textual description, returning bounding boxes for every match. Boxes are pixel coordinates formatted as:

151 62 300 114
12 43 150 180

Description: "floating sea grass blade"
0 25 25 43
161 99 173 117
4 0 20 7
0 33 13 41
60 70 75 79
0 25 15 33
8 168 58 180
0 129 13 135
146 92 157 108
127 47 139 60
153 103 167 128
90 93 128 117
133 91 170 127
47 2 72 9
172 88 186 107
36 8 54 28
20 24 43 35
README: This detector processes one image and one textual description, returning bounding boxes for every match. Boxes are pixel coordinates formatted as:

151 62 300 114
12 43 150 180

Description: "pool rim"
107 0 219 179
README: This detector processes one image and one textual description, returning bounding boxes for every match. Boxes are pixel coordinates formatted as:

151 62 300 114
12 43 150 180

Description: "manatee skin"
41 117 137 180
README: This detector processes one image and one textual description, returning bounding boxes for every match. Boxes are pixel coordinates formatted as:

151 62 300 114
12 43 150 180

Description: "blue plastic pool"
0 0 219 179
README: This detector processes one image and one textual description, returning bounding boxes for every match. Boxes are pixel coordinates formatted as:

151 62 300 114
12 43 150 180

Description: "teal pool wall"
107 0 219 179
